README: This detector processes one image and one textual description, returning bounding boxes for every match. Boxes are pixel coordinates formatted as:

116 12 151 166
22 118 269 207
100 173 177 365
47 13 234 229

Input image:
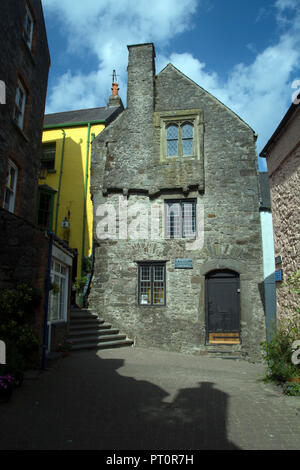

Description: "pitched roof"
157 63 255 133
260 101 300 157
43 105 123 128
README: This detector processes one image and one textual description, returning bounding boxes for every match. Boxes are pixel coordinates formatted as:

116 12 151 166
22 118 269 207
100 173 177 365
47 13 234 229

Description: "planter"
288 377 300 384
0 379 13 403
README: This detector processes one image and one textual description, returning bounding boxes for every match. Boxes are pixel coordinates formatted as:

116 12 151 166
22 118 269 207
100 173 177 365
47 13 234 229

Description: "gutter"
81 122 91 276
54 129 66 234
44 119 105 130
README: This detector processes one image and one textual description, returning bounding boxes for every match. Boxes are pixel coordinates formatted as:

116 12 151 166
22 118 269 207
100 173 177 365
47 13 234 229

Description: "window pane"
153 283 164 304
154 265 164 281
181 123 193 139
182 202 196 238
37 192 51 229
139 264 165 305
140 281 151 305
166 202 181 238
41 143 56 170
167 125 178 156
182 124 193 156
182 139 193 156
3 189 11 211
141 265 150 281
59 277 65 320
167 125 178 139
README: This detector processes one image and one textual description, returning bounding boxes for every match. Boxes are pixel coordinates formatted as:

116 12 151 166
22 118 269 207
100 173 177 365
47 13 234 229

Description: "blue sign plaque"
174 258 193 269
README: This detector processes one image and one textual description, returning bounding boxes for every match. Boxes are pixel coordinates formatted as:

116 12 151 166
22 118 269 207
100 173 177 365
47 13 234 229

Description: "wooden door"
206 270 240 344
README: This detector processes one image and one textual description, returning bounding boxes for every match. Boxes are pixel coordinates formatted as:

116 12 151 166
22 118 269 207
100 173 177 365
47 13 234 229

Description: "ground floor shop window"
49 258 68 322
138 262 166 306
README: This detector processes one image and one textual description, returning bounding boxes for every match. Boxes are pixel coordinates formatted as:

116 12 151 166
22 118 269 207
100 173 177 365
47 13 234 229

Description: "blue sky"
42 0 300 171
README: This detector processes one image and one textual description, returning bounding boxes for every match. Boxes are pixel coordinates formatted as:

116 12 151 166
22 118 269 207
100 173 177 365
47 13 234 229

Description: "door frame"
205 269 241 344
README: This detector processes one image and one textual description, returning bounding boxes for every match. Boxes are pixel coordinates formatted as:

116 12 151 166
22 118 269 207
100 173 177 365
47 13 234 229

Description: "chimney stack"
108 70 122 107
126 43 156 115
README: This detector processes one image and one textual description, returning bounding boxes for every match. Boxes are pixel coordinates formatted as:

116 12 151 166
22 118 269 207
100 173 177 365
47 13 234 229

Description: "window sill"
49 320 68 326
138 304 166 308
11 119 29 142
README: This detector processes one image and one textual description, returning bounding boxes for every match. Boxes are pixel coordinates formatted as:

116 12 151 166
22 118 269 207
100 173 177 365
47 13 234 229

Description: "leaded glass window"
165 200 196 239
139 263 166 306
167 124 178 156
166 122 194 157
182 123 193 156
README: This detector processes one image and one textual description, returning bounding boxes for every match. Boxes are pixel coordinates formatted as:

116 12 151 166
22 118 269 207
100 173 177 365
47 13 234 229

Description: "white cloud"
42 0 198 113
156 2 300 168
42 0 300 170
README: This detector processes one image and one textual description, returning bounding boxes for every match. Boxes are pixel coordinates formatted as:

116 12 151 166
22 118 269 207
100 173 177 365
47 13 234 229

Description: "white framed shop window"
48 258 69 323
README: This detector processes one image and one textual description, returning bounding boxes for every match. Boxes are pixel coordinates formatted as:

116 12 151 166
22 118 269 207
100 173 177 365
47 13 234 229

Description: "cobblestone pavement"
0 347 299 450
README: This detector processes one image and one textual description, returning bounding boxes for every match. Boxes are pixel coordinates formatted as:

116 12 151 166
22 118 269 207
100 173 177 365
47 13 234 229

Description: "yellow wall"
41 123 105 278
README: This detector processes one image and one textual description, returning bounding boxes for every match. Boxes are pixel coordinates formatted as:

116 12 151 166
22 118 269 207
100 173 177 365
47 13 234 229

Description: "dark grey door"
206 270 240 339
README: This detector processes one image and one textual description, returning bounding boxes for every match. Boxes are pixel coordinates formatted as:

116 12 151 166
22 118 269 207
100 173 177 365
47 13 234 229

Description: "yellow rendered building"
38 94 123 278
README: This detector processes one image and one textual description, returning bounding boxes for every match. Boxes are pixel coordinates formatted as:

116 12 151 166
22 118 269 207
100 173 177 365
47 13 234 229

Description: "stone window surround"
154 108 204 163
137 261 166 307
164 198 197 239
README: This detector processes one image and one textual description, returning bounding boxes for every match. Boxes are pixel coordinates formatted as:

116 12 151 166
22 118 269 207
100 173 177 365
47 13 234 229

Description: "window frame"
13 79 27 130
166 121 194 158
3 160 18 213
36 187 55 231
138 262 166 307
41 142 56 172
48 258 69 323
23 3 34 51
164 199 197 239
154 108 204 162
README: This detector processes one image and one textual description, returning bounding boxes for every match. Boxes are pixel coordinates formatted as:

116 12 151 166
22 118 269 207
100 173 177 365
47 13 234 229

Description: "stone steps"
68 308 134 352
199 343 246 360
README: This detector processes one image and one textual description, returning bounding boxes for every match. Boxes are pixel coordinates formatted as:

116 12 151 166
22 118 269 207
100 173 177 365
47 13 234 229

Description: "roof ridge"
45 106 107 117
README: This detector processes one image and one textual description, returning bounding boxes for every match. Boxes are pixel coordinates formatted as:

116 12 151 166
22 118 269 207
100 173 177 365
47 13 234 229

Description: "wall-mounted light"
61 217 70 229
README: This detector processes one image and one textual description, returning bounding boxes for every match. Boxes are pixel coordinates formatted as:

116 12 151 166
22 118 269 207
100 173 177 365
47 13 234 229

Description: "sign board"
174 258 193 269
275 270 283 282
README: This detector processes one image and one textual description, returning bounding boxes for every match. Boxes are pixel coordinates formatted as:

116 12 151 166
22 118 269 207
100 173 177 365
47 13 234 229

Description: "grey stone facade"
260 102 300 326
90 43 266 360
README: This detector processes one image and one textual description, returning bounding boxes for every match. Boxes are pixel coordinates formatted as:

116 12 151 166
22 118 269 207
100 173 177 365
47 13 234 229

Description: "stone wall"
90 43 266 360
270 143 300 323
0 0 50 222
0 208 49 344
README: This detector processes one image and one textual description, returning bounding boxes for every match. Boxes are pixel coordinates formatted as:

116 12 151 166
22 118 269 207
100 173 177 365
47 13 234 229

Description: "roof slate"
44 105 123 127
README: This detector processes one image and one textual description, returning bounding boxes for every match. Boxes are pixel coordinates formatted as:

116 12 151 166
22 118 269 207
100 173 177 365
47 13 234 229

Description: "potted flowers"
57 339 73 357
0 374 14 403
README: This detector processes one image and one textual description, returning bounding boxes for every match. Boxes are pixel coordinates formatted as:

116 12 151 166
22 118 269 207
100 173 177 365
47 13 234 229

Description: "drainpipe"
81 122 91 277
54 129 66 234
41 231 54 371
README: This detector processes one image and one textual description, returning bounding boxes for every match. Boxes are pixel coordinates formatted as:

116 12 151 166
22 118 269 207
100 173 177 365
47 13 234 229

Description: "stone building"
90 43 266 359
260 100 300 325
0 0 75 355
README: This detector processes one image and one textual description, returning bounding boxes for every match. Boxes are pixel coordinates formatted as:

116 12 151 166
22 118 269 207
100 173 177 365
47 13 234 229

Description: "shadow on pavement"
0 350 239 450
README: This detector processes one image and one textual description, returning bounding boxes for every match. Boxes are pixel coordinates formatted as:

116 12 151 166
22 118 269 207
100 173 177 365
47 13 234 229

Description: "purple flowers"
0 374 19 389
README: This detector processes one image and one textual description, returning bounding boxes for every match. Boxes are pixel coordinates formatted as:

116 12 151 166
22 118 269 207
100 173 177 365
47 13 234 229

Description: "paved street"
0 346 299 450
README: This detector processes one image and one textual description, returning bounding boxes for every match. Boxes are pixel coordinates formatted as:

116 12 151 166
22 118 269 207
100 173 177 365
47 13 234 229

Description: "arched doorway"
205 269 240 344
